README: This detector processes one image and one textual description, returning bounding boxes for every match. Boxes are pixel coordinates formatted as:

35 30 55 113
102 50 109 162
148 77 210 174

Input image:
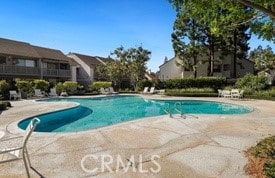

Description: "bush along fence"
162 77 226 90
135 77 225 97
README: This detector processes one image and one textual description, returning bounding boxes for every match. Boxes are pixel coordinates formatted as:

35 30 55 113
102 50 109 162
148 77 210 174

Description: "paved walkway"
0 95 274 177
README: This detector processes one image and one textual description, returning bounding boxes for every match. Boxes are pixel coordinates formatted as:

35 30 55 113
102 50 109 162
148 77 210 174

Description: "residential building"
67 53 111 89
159 54 254 81
258 68 275 85
0 38 77 84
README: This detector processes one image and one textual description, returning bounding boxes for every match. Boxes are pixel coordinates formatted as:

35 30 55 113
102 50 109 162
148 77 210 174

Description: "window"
223 64 230 71
47 63 57 69
60 63 69 70
13 58 36 67
214 64 221 72
25 60 35 67
0 56 6 64
13 59 25 66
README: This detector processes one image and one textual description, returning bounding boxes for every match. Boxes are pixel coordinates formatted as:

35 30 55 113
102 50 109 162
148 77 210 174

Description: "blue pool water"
18 95 252 132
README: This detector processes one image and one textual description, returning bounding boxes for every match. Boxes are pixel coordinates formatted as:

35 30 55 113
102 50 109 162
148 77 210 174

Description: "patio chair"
148 87 157 94
9 90 21 100
232 89 244 99
239 90 244 99
222 90 231 98
60 91 68 97
49 88 58 97
34 89 45 98
109 87 118 94
0 117 40 178
231 89 240 98
217 89 223 97
100 88 110 95
141 87 149 94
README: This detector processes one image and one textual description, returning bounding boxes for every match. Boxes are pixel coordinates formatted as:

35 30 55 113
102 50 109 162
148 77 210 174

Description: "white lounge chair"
239 90 244 99
60 91 68 97
34 89 44 98
0 118 40 177
218 89 223 97
100 88 110 95
109 87 118 94
141 87 149 94
149 87 157 94
231 89 244 99
231 89 240 98
9 90 21 100
49 88 57 97
222 90 231 98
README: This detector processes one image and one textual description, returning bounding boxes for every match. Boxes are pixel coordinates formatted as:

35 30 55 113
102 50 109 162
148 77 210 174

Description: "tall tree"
172 10 206 78
250 45 275 71
98 46 151 90
168 0 274 42
220 24 251 78
128 46 151 88
171 0 224 76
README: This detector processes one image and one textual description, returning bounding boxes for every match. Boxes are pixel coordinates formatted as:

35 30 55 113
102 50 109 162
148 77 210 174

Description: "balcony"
0 65 71 78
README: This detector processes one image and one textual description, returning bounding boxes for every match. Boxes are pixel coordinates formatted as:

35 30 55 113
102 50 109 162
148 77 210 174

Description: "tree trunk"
193 56 197 78
207 34 214 76
233 29 237 78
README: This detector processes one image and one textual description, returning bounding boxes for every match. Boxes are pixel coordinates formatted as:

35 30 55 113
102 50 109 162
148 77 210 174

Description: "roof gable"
32 45 67 61
0 38 40 58
71 53 111 66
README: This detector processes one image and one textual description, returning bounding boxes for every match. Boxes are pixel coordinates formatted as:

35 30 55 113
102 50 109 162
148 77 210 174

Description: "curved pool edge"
7 100 81 135
141 95 255 114
7 95 255 135
16 95 253 133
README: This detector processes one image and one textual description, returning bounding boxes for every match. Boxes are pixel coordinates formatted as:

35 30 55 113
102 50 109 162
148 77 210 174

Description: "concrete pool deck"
0 95 274 177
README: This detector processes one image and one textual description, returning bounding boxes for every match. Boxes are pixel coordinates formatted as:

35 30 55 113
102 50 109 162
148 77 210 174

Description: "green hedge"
0 101 11 110
89 81 112 92
236 74 268 93
136 79 152 91
165 88 216 97
163 77 226 90
33 79 50 91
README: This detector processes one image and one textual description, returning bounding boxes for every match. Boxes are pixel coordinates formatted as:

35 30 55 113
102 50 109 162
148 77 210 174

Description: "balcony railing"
0 65 71 78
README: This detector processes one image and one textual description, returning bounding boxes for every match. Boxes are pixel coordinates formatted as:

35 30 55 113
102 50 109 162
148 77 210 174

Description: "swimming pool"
18 95 252 132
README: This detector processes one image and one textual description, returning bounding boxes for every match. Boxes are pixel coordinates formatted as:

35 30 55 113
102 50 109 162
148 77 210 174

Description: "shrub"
264 161 275 178
0 101 11 110
136 79 152 91
236 74 268 92
63 81 78 94
165 88 216 97
163 77 226 90
55 82 64 95
250 136 275 177
89 81 112 92
153 79 165 89
0 80 8 94
33 79 50 91
270 88 275 97
253 90 271 98
15 80 32 93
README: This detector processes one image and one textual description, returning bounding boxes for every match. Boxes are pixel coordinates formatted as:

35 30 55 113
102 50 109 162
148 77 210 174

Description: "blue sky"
0 0 274 72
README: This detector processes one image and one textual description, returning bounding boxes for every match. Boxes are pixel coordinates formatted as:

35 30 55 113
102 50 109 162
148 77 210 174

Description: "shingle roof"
32 45 68 61
72 53 111 66
66 56 79 66
0 38 40 58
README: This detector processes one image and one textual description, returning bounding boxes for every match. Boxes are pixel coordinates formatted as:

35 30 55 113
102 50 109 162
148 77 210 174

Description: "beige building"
0 38 77 84
159 54 254 81
67 53 111 89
